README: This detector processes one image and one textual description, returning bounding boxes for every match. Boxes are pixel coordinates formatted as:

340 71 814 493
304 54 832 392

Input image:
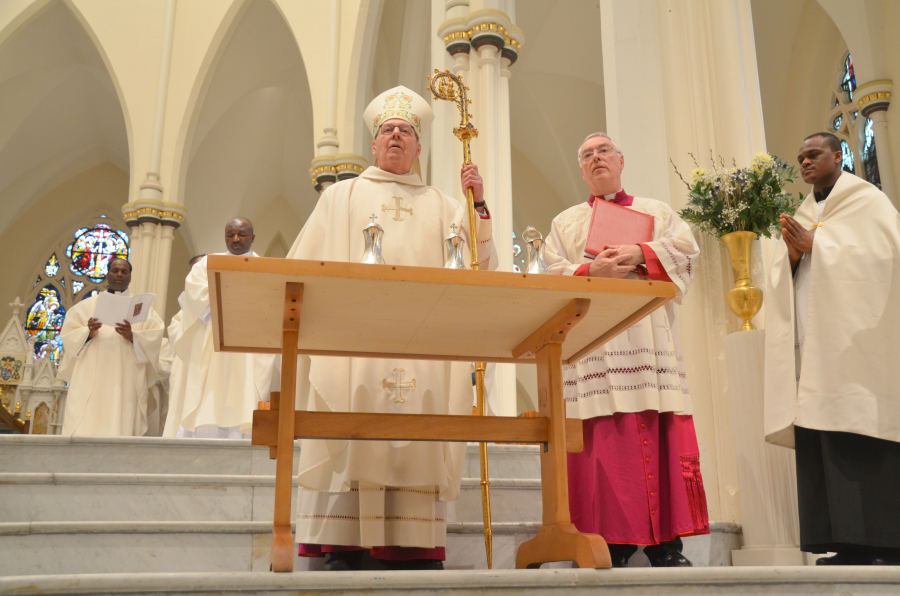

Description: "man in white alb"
170 219 279 439
59 258 164 436
287 86 497 570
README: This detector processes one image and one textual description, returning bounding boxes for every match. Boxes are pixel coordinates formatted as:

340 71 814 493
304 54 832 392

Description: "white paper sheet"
93 293 156 326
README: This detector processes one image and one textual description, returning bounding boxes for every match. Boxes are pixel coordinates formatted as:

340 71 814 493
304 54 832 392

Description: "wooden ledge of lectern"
208 256 675 572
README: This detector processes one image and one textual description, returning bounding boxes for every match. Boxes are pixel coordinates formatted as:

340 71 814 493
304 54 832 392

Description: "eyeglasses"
580 145 617 162
379 123 416 138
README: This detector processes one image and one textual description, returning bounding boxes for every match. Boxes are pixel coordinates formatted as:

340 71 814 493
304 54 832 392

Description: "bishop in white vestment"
765 133 900 565
544 133 708 568
287 86 497 571
170 221 279 439
58 258 164 436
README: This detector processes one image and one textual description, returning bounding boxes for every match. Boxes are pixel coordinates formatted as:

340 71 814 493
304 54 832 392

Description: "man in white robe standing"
171 220 278 439
161 254 205 438
58 258 164 436
765 132 900 565
544 133 708 568
287 85 496 570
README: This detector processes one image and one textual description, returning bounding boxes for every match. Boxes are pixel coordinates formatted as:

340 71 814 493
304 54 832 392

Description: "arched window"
827 52 881 188
23 215 130 366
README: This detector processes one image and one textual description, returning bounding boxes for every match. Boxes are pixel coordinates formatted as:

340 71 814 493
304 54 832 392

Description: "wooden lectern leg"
271 283 303 572
516 342 611 570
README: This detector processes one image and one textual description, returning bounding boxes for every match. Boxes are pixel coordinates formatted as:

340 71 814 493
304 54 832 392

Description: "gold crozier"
382 196 413 222
382 368 416 404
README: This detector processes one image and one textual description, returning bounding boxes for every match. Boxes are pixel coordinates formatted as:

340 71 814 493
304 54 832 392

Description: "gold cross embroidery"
382 368 416 404
382 196 413 221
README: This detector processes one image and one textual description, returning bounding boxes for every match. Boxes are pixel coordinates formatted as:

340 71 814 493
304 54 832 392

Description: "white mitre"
364 85 434 138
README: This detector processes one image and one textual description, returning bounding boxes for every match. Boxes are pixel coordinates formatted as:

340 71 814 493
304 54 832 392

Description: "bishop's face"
373 118 421 175
579 136 625 197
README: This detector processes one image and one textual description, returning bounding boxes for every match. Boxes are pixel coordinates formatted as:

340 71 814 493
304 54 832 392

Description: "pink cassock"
568 190 709 545
568 412 709 545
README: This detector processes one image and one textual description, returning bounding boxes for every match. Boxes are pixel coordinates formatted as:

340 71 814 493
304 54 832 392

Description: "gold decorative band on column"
122 201 186 229
438 11 523 64
857 80 892 118
309 156 337 193
309 154 367 193
335 154 367 181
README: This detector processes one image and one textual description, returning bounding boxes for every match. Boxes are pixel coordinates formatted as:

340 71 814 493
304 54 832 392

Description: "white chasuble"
544 197 699 419
765 172 900 448
172 254 279 437
58 292 164 436
287 166 497 548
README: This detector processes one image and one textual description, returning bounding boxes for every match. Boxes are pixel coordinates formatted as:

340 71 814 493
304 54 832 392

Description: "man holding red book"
544 133 708 567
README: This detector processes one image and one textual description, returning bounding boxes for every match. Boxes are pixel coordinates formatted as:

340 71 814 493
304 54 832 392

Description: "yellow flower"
690 168 705 183
752 153 774 172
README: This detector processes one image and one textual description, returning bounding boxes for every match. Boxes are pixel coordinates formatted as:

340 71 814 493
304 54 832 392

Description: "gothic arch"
0 0 134 207
173 0 315 257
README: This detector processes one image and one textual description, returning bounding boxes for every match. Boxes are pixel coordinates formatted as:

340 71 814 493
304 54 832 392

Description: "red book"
583 199 655 259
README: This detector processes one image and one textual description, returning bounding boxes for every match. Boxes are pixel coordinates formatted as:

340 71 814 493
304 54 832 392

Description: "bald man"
169 219 279 438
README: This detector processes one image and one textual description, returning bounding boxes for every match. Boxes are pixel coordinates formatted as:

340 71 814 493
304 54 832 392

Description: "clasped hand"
588 246 642 279
780 214 814 266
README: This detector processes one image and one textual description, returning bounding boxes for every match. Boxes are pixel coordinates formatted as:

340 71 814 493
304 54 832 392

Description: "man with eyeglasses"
287 86 497 571
543 133 707 567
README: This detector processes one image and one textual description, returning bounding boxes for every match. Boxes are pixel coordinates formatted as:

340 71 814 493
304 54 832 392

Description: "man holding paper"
58 258 164 436
170 219 278 439
544 133 707 567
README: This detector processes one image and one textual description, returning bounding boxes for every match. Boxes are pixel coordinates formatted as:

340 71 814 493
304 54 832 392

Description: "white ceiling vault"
180 0 316 257
508 0 605 237
0 0 129 241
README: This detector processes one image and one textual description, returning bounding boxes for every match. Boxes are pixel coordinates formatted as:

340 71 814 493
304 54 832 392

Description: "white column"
310 0 342 194
725 331 804 566
869 110 896 200
857 80 896 203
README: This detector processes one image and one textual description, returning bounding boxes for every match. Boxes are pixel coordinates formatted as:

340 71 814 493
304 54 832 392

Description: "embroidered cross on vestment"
382 196 413 221
382 368 416 403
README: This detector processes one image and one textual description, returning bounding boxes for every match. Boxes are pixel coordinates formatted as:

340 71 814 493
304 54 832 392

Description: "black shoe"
646 548 693 568
324 550 365 571
609 552 629 568
387 558 444 570
816 552 867 566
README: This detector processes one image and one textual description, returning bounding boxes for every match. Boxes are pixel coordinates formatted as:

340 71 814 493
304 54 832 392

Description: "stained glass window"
33 275 41 288
841 54 856 101
832 115 843 131
60 279 65 288
65 223 129 282
841 140 855 174
24 285 66 365
863 118 881 189
82 289 100 301
44 254 60 277
72 281 84 297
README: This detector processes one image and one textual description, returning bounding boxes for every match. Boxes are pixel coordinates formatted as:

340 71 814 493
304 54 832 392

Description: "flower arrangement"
672 153 803 239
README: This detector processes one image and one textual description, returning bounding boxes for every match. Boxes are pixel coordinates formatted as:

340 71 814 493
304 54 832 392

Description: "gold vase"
721 231 763 331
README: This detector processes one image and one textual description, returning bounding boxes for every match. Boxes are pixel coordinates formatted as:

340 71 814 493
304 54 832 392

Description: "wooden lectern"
207 255 675 572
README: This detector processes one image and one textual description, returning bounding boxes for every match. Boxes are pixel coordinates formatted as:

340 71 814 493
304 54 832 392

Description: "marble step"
0 472 542 524
0 520 541 574
0 520 740 575
0 436 541 478
2 567 896 596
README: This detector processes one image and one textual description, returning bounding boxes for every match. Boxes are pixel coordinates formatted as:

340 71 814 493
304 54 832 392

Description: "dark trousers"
795 426 900 554
608 537 683 562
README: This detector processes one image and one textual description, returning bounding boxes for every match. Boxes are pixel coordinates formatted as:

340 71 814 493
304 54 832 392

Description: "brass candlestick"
428 69 492 569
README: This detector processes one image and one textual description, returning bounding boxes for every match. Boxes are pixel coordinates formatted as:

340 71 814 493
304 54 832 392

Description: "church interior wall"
177 0 317 257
